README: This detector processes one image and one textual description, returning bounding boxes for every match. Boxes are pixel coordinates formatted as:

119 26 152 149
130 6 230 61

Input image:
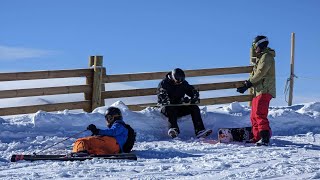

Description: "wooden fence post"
93 56 105 107
83 56 95 112
91 56 104 111
102 66 107 106
288 32 295 106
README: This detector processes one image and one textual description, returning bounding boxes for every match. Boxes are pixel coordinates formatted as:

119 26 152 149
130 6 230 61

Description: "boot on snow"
168 128 179 138
256 130 270 146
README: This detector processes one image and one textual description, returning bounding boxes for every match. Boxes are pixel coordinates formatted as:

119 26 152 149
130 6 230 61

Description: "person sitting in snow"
72 106 135 154
157 68 212 139
236 35 276 146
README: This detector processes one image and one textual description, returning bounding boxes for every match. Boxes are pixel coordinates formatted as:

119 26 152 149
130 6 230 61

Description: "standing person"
73 107 135 154
237 35 276 146
157 68 212 139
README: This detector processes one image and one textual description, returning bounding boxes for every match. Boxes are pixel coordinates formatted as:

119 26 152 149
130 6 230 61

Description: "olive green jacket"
249 48 276 98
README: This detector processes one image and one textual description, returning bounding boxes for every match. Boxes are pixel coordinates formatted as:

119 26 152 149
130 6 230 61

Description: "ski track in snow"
0 101 320 179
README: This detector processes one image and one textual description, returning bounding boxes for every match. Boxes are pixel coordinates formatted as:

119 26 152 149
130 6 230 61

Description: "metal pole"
288 32 295 106
33 129 87 155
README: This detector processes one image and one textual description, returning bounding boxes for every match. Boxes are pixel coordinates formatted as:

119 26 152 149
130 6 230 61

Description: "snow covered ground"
1 101 320 179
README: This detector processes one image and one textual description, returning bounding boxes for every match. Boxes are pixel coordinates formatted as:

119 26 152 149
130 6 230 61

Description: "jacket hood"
166 72 172 79
265 48 276 57
165 72 176 85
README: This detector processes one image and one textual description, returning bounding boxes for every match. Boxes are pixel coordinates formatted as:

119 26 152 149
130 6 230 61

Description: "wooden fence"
0 55 253 116
102 65 253 111
0 69 93 116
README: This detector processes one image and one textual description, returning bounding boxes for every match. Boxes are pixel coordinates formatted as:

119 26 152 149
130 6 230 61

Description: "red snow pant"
250 93 272 142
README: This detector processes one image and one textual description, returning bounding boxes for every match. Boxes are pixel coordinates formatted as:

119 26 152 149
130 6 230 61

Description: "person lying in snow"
72 107 135 155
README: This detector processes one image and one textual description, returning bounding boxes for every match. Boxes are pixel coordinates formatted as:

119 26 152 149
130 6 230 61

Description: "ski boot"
168 128 179 138
256 130 270 146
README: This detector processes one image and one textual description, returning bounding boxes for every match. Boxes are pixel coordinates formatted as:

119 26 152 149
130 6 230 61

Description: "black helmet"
105 107 122 125
252 35 269 50
171 68 185 83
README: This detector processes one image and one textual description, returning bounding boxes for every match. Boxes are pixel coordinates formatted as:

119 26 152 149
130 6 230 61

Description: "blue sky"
1 0 320 106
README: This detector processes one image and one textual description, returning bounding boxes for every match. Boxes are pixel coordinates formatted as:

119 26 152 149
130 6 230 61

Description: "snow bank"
1 101 320 179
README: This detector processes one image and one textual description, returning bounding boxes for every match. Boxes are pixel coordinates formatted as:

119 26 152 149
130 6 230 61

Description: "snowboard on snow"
218 127 253 143
11 152 137 162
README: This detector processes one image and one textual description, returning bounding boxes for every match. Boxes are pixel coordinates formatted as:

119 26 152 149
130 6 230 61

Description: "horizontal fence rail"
0 69 92 82
0 101 91 116
0 85 91 99
126 95 253 111
102 81 245 99
104 66 253 83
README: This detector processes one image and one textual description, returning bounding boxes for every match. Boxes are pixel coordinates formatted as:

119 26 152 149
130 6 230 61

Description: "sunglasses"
105 114 121 121
252 37 268 50
252 42 257 49
105 115 113 121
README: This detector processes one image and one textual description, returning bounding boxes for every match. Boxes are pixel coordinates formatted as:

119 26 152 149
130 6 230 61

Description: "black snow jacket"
157 72 198 104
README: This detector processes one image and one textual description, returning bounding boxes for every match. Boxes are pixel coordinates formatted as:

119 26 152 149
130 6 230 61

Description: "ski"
11 153 137 162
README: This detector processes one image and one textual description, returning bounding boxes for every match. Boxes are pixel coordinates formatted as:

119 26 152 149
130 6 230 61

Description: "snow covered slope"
1 101 320 179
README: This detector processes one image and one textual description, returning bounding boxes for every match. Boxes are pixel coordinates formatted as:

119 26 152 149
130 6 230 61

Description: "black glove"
87 124 100 135
236 80 253 94
158 88 170 105
181 97 190 104
190 89 200 104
